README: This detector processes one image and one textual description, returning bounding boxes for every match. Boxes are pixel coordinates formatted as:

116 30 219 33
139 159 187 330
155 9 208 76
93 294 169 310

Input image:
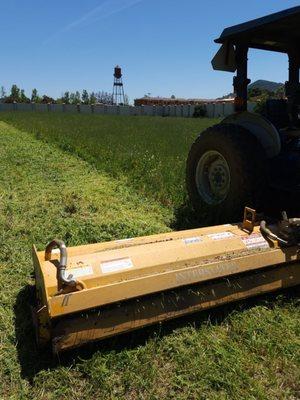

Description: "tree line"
0 85 129 105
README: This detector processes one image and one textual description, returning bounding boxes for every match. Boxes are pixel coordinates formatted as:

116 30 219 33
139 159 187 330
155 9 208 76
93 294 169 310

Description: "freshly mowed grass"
0 112 219 209
0 120 299 399
0 121 171 398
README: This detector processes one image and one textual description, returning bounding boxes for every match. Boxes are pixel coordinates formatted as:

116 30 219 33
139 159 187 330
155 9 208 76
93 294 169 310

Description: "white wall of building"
0 102 256 118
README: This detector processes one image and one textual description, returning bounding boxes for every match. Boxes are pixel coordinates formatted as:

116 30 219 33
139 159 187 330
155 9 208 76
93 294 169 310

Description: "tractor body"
187 6 300 225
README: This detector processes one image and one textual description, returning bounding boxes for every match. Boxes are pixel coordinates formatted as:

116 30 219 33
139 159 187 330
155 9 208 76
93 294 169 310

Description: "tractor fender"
222 111 281 158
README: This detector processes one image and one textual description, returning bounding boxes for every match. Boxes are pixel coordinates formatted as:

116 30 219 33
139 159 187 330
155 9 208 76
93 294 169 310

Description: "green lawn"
0 116 299 399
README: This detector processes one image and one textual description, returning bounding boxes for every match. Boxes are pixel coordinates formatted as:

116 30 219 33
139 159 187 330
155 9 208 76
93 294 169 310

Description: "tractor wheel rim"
195 150 230 205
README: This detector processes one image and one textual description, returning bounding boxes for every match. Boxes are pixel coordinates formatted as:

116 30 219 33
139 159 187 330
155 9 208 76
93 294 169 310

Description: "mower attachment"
33 211 300 352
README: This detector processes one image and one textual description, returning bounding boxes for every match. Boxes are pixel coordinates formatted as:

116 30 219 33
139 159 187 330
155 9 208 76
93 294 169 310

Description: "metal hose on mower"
260 212 300 246
45 239 86 290
259 220 288 246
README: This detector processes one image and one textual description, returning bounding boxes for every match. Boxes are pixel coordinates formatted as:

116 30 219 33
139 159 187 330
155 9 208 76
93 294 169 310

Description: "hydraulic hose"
260 220 288 246
45 239 77 288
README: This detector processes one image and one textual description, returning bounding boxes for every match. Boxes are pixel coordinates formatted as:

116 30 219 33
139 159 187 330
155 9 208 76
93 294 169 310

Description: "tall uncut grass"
0 112 218 208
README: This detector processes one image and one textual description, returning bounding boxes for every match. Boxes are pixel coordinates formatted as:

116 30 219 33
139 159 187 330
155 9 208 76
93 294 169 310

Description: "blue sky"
1 0 299 102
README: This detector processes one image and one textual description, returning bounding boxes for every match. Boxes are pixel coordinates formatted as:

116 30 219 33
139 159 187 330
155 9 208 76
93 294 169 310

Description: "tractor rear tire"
186 123 267 225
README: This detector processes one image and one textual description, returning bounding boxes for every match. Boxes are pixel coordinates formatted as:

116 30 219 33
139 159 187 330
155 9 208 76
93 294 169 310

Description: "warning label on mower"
183 236 202 245
67 265 93 278
241 233 269 250
207 231 235 241
101 257 134 274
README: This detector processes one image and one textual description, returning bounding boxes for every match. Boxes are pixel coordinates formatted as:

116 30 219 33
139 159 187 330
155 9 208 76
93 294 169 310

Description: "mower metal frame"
33 212 300 352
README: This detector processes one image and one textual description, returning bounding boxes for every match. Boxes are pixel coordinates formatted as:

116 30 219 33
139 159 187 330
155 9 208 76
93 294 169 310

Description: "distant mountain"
218 79 284 100
248 80 284 92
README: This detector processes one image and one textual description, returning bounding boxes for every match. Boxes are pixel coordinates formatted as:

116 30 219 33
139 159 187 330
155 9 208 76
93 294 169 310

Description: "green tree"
41 95 55 104
89 92 97 104
81 89 89 105
275 86 285 98
20 89 29 103
62 91 70 104
31 88 40 103
70 91 81 104
10 84 21 102
248 87 263 99
75 91 81 104
69 92 76 104
0 86 6 99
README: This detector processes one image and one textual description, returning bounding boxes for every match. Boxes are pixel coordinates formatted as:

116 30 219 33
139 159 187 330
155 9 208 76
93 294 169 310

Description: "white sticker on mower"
241 234 269 250
115 238 134 244
52 248 60 254
183 236 202 245
207 231 235 240
67 265 93 278
101 257 133 274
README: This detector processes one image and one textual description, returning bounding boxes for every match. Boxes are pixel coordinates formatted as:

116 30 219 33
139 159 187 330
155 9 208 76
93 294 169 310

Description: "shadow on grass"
172 186 300 232
14 282 299 383
171 201 204 230
14 285 56 382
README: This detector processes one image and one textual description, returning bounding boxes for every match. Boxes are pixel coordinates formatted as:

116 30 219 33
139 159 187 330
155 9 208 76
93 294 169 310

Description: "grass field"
0 114 299 399
0 112 219 210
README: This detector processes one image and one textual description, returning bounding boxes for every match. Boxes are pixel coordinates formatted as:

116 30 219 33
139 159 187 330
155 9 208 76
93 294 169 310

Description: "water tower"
112 65 125 105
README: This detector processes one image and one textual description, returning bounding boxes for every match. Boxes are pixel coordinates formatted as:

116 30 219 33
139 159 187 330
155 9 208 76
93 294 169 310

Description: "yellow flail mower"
33 7 300 352
33 208 300 352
